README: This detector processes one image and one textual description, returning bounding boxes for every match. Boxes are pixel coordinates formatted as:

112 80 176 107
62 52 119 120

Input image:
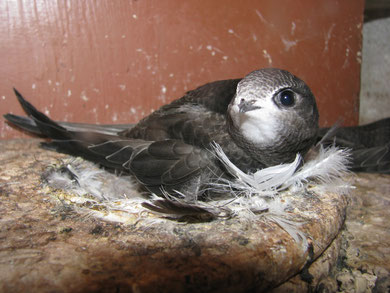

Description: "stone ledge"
0 139 388 292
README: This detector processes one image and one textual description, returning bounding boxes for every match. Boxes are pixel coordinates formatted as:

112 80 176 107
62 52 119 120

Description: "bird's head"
228 68 319 166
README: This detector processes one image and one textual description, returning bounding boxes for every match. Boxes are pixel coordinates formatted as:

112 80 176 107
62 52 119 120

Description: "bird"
4 68 389 200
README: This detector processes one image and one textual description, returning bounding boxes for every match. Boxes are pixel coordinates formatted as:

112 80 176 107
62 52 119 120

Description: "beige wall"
0 0 364 139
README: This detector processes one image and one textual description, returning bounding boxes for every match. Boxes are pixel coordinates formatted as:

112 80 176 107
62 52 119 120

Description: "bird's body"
4 68 389 198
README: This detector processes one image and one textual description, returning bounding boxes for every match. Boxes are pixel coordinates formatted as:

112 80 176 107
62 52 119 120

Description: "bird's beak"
238 99 261 113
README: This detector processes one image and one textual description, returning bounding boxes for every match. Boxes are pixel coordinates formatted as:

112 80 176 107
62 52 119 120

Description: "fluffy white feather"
212 143 351 196
283 145 351 192
212 142 302 196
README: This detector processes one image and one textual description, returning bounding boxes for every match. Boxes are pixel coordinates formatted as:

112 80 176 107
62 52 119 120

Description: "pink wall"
0 0 364 139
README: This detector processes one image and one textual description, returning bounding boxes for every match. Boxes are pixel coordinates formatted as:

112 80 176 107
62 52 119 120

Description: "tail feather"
4 113 134 137
4 89 139 172
12 88 71 139
3 113 43 135
58 122 135 135
7 88 135 136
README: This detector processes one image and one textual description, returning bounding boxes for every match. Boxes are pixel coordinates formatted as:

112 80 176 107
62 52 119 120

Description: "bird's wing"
4 89 218 195
319 118 390 148
184 78 241 114
131 140 216 193
84 137 217 195
121 79 241 145
319 118 390 173
349 143 390 173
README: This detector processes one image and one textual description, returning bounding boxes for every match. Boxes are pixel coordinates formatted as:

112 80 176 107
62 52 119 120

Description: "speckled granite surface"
0 139 388 292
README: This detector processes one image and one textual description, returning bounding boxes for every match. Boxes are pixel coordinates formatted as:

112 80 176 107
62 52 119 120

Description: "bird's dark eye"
279 90 295 107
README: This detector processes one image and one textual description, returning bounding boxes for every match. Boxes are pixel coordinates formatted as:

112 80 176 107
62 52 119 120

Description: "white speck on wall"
157 85 167 102
206 45 222 56
342 48 350 69
92 88 100 93
291 22 296 35
81 91 89 101
48 80 52 85
44 108 50 115
122 35 126 39
324 24 336 52
356 51 362 64
32 83 36 89
252 34 257 42
112 112 118 122
255 9 273 27
262 49 273 65
55 81 60 86
132 14 137 19
228 29 240 39
91 107 98 121
105 104 109 109
119 84 126 91
130 107 137 114
105 35 109 39
67 90 72 97
169 73 174 78
222 56 228 60
281 37 298 51
136 48 143 52
2 96 6 100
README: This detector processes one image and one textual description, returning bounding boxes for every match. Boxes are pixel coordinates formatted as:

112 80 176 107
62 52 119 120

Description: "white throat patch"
229 98 280 146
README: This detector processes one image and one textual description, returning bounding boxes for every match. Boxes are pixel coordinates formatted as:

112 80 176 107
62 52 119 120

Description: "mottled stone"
334 173 390 293
1 139 386 292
